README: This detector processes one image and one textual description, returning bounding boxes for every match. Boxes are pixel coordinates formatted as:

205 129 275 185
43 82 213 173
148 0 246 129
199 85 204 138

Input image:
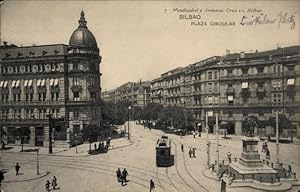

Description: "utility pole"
216 113 219 174
276 111 279 165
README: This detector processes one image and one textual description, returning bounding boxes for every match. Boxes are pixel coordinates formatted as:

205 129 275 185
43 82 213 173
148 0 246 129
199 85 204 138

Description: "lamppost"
75 133 78 154
128 106 131 141
36 147 40 175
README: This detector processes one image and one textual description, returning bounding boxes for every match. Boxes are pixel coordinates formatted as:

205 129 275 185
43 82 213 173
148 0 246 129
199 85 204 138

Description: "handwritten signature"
240 12 296 29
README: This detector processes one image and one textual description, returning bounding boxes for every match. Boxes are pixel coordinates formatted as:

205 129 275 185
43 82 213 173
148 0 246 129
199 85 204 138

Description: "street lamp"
75 133 78 154
128 106 131 141
36 147 40 175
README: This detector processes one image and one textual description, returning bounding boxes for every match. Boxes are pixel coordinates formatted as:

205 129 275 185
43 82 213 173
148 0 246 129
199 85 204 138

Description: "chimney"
225 50 230 56
240 51 245 58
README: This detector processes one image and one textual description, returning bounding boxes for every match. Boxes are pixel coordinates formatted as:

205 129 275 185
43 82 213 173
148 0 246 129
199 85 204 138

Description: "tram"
156 136 173 167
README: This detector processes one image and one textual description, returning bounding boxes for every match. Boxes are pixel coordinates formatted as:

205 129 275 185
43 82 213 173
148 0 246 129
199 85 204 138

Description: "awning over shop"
242 82 248 89
287 79 295 85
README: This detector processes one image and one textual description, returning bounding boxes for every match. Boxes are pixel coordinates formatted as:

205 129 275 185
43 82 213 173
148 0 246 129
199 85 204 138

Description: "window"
257 67 264 73
90 77 96 86
227 69 233 75
228 96 234 103
259 112 264 116
228 83 232 88
73 62 78 70
38 93 42 101
74 108 79 118
273 64 282 73
207 82 213 92
207 71 213 80
214 71 218 79
208 96 213 105
43 93 46 101
91 92 96 101
228 111 233 117
74 92 80 101
56 93 59 101
242 68 248 74
73 77 79 86
51 93 55 101
243 111 248 117
273 93 282 103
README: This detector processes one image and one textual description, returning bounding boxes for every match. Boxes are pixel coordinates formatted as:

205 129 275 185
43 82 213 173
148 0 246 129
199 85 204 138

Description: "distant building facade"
101 81 151 108
150 46 300 137
0 11 104 147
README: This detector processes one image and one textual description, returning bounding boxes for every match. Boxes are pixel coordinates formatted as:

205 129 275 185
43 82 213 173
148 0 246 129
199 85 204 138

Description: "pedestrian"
181 144 184 152
199 132 201 137
120 174 125 186
189 148 192 158
116 168 121 182
122 168 128 182
227 152 232 163
45 180 50 192
150 179 155 192
193 131 196 138
192 148 196 158
266 149 270 160
220 179 226 192
15 163 20 176
94 143 97 151
52 176 58 190
288 165 292 176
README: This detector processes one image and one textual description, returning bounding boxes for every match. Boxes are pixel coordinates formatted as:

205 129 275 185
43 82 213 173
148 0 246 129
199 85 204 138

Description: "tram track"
1 156 151 190
173 139 209 192
1 155 175 191
173 141 196 192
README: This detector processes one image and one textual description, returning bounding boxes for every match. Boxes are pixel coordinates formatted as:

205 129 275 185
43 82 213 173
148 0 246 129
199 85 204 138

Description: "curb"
3 171 50 183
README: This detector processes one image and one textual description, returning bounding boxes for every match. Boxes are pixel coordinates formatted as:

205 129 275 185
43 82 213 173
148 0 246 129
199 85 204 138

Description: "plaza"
1 122 300 192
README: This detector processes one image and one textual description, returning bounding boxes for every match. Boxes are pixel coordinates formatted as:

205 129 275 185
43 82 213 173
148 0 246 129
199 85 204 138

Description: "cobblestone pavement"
0 122 299 192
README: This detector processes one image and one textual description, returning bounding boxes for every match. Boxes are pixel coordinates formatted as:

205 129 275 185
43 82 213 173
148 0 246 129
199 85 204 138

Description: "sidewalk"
0 137 133 157
2 168 49 183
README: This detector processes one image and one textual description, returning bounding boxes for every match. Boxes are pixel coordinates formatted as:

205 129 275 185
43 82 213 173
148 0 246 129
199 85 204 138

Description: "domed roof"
69 11 98 48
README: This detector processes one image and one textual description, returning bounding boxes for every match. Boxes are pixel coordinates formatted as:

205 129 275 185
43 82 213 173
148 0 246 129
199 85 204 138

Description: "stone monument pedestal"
229 136 277 183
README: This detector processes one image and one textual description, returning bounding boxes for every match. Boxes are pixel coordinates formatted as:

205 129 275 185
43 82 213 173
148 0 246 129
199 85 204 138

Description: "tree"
82 124 99 153
267 114 292 136
242 116 259 137
142 102 163 123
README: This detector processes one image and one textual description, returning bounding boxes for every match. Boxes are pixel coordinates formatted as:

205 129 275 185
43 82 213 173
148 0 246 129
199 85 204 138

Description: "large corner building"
0 11 103 147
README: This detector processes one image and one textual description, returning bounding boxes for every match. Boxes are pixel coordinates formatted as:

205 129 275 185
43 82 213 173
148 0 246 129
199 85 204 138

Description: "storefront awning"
287 79 295 85
54 79 59 86
228 95 234 101
11 80 16 88
0 81 3 88
28 80 33 87
15 80 20 88
24 80 28 87
37 79 41 87
41 79 46 87
242 82 248 89
50 79 54 86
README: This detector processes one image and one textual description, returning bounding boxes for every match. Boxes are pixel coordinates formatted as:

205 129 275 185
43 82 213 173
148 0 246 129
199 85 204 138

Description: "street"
1 122 300 192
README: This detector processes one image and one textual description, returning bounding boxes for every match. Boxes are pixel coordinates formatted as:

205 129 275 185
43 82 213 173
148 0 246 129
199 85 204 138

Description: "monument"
227 116 294 190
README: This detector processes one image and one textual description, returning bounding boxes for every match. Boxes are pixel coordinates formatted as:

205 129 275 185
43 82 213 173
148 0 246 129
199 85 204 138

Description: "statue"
244 116 258 137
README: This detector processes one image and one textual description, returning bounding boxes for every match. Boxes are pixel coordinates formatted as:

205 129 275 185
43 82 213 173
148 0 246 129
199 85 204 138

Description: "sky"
1 1 299 90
